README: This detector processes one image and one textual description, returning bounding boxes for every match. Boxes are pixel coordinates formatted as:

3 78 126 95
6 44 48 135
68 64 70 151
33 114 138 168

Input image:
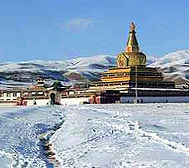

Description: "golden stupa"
117 22 146 67
89 23 175 92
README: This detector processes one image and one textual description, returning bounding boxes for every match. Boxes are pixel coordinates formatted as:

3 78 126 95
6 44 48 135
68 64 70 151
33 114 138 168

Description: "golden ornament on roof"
130 22 135 30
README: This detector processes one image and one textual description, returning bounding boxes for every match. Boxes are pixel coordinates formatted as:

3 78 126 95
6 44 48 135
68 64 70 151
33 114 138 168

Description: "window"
38 92 44 95
13 92 17 97
69 91 74 95
6 93 11 97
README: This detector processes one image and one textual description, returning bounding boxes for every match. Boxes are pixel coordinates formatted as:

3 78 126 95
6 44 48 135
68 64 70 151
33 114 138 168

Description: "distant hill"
0 55 115 89
0 50 189 89
149 50 189 85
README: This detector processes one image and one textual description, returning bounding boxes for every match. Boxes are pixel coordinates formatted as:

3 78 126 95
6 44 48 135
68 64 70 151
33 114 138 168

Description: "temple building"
89 23 175 92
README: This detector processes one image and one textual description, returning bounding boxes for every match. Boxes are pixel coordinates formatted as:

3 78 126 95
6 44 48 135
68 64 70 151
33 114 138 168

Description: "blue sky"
0 0 188 62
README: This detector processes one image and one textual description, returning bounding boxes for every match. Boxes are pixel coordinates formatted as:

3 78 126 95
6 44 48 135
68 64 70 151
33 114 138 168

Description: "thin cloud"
63 18 92 29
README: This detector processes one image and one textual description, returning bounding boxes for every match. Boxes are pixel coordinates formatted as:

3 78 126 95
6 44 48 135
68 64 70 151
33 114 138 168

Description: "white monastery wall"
61 98 89 105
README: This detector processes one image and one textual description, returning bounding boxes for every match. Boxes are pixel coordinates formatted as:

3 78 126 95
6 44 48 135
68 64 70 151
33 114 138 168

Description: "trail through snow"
1 104 189 167
50 104 189 168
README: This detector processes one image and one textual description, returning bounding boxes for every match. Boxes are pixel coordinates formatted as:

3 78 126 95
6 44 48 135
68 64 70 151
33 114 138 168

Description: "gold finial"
130 22 135 30
126 22 139 53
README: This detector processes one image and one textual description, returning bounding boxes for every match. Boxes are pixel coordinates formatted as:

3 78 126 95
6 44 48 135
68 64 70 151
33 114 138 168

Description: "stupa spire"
125 22 139 53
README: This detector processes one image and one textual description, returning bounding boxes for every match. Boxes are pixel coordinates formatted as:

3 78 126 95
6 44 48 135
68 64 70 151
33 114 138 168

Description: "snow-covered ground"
1 104 189 167
0 106 65 168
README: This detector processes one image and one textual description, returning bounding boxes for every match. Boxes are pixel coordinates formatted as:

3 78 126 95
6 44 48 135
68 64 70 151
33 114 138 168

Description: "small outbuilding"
47 81 68 105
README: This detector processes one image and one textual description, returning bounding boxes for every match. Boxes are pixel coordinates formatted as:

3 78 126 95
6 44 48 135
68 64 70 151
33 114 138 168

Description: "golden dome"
117 22 146 68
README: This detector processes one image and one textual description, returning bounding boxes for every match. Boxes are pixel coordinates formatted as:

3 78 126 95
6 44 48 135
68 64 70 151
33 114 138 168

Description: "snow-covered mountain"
1 50 189 89
149 50 189 85
0 55 116 89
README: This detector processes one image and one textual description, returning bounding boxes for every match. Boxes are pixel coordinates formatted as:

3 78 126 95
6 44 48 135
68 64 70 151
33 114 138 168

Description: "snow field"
1 104 189 167
0 105 66 168
50 104 189 167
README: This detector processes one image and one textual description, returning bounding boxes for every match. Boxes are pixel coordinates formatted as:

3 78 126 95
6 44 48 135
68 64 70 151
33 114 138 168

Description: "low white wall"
1 96 189 106
121 96 189 103
26 99 50 106
0 103 16 106
26 97 89 106
61 97 89 105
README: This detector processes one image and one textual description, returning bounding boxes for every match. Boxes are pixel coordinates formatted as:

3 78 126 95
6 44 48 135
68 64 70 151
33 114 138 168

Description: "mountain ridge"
149 50 189 85
1 50 189 89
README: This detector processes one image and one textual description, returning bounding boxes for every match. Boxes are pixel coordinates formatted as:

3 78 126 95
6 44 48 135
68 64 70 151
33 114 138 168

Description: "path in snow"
50 104 189 168
1 104 189 168
0 106 66 168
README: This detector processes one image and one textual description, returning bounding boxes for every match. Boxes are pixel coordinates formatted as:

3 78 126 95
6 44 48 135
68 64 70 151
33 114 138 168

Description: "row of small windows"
31 92 44 95
0 91 45 97
90 82 174 88
0 93 18 97
104 72 163 77
91 83 129 87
